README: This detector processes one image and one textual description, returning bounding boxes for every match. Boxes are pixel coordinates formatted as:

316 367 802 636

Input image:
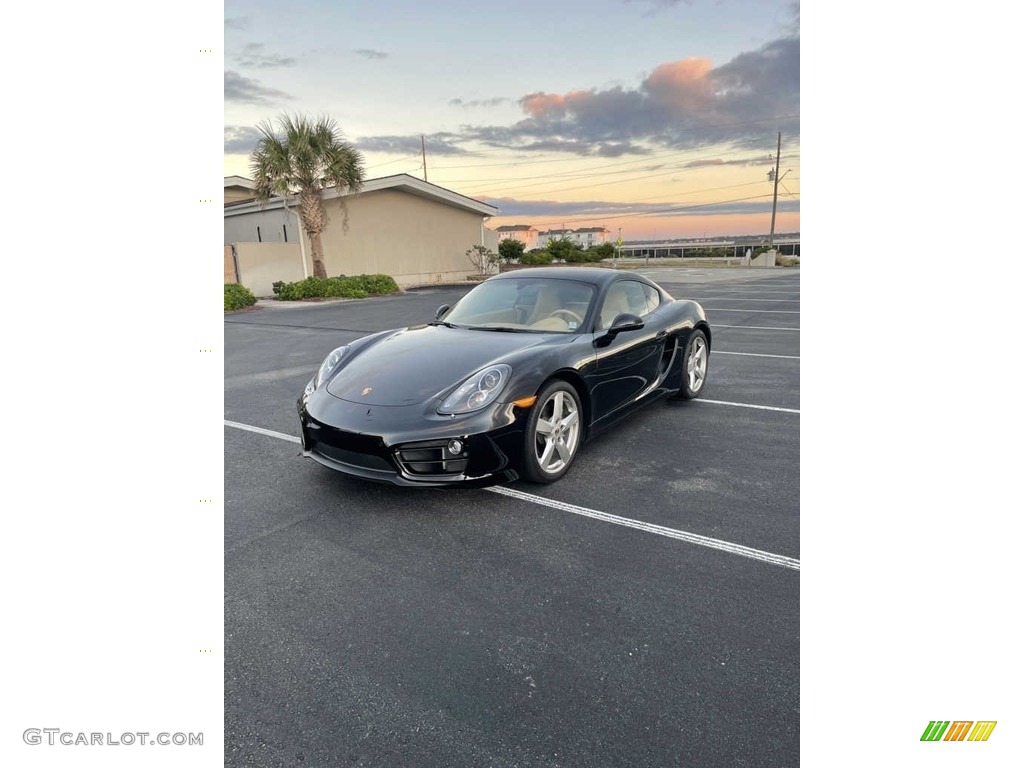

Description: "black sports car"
297 267 710 487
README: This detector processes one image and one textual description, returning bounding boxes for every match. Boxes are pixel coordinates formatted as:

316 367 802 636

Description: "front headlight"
314 345 349 389
438 364 511 415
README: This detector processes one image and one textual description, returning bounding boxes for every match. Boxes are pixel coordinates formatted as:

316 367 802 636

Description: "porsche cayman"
297 267 710 487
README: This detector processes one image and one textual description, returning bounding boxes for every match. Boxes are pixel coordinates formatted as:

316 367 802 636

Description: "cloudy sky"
225 0 799 240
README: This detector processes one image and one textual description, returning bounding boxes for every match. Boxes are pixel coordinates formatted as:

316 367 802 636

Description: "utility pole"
421 135 428 182
768 131 781 251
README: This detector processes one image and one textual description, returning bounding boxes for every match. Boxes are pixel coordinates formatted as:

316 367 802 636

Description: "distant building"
574 226 610 246
536 227 610 249
492 224 539 251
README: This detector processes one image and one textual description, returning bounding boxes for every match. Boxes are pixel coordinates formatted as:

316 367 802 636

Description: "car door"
589 280 667 422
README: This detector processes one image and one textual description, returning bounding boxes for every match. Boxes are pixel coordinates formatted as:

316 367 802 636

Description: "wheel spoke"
536 418 556 435
560 409 578 429
551 391 564 422
538 437 555 468
555 438 573 463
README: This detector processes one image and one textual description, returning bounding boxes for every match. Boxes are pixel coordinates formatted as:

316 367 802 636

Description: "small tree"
546 236 576 262
466 244 498 275
498 238 526 262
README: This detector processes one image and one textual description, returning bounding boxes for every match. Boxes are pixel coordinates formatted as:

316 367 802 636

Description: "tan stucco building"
224 174 499 294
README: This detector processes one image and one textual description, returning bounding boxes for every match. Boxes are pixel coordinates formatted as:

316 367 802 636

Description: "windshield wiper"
428 320 459 328
469 326 530 333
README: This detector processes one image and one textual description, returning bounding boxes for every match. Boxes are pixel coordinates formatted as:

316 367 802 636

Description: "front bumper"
297 394 525 487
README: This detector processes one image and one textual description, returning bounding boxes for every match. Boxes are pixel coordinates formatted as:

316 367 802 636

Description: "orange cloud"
520 89 593 118
643 57 714 110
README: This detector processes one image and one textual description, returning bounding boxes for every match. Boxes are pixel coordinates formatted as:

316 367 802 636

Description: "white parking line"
695 297 799 302
225 420 300 443
714 350 799 360
705 308 800 314
223 419 800 570
488 487 799 570
715 324 800 331
698 399 799 414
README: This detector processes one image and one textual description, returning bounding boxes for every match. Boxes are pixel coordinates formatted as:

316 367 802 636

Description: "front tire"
521 380 583 483
674 329 709 399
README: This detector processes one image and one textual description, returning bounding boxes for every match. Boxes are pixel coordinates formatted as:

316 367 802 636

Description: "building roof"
223 174 497 218
224 176 256 190
575 226 610 233
495 224 535 232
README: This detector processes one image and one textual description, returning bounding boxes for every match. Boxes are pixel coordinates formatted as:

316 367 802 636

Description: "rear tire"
673 329 709 399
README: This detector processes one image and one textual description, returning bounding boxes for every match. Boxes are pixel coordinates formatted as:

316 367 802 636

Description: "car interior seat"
599 283 632 330
526 284 565 327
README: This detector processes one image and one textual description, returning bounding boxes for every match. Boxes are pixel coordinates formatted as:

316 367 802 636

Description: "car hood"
325 324 556 406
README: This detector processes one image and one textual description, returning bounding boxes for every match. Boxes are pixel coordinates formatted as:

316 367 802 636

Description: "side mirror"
607 312 644 335
435 304 450 320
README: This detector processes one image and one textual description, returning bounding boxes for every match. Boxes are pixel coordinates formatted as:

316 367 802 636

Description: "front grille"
313 442 394 472
395 439 469 476
304 417 395 471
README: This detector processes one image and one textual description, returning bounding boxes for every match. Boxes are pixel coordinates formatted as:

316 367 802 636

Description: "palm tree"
250 114 366 279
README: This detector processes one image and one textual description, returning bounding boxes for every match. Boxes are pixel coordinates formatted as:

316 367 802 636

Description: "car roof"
490 267 641 287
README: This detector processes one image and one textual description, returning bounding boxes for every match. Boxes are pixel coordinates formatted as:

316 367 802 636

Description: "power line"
364 153 421 171
457 151 794 200
451 149 800 198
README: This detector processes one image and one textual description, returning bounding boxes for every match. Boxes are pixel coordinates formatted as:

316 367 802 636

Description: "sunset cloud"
357 132 468 155
454 34 799 155
450 97 512 108
224 125 263 155
224 71 291 105
237 43 296 69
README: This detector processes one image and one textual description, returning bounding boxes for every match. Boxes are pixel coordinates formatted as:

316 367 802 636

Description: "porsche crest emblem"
362 386 373 396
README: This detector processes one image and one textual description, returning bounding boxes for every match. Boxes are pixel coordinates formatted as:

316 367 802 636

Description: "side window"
598 280 655 329
619 281 652 317
642 284 661 314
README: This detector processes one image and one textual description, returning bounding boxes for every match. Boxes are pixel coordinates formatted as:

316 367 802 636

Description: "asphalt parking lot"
224 266 800 767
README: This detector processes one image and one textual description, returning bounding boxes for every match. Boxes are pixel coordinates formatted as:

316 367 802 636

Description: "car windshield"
443 277 596 333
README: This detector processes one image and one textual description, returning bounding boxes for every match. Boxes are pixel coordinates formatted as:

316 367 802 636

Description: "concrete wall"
224 205 298 246
482 226 500 255
233 242 305 296
315 189 487 287
224 245 238 283
751 249 777 267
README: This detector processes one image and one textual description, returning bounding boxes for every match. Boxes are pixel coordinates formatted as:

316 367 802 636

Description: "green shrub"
275 273 399 301
546 237 576 262
225 283 257 311
272 280 285 295
519 250 553 265
347 273 400 295
498 238 526 262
